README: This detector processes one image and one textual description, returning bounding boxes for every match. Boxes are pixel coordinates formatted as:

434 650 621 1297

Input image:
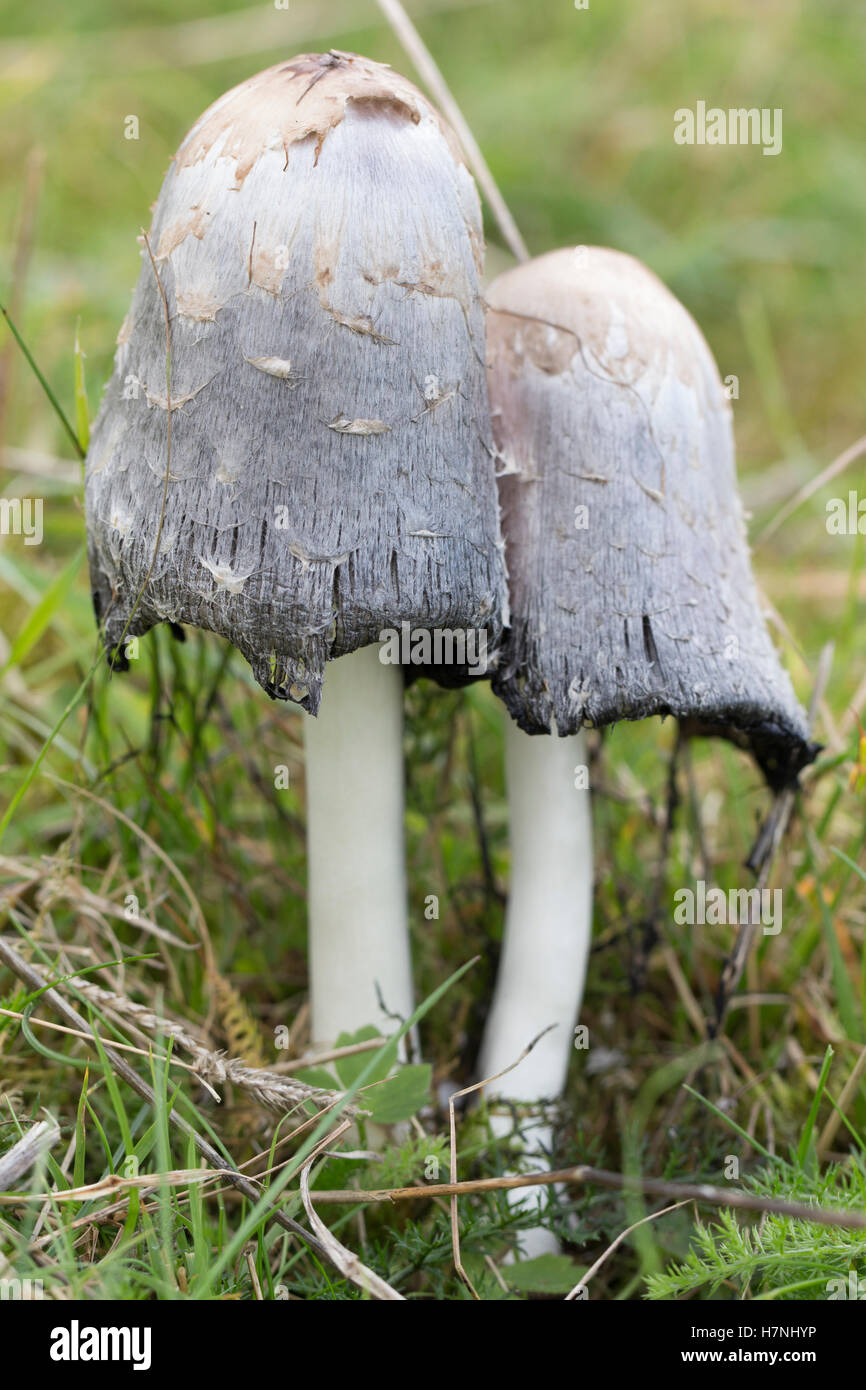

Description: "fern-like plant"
646 1158 866 1301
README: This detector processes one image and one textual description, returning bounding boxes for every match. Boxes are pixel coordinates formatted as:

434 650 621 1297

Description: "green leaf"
506 1254 588 1294
0 544 84 676
365 1063 432 1124
334 1026 397 1088
294 1066 339 1090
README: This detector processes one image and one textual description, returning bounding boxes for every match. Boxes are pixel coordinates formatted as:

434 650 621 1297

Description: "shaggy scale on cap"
486 246 816 789
85 51 507 713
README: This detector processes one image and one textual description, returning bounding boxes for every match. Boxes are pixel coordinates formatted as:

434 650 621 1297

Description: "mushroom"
85 52 507 1044
478 246 816 1221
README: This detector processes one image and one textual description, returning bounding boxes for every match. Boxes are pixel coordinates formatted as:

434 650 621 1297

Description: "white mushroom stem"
478 720 593 1250
304 646 413 1048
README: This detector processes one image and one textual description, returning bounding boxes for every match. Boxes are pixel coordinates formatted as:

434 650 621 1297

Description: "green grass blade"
683 1084 789 1167
73 1071 89 1192
797 1044 834 1169
73 320 90 456
0 544 84 677
0 303 84 460
0 656 100 846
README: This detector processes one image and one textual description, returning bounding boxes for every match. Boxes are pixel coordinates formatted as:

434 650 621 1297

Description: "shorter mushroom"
478 247 816 1238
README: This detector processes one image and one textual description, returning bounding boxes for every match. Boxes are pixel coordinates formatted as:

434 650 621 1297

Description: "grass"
0 0 865 1300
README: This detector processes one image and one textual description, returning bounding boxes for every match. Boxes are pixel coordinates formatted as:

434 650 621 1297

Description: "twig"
374 0 529 263
309 1164 866 1230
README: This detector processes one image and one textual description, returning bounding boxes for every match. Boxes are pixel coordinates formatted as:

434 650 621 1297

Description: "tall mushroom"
479 246 815 1217
85 52 507 1045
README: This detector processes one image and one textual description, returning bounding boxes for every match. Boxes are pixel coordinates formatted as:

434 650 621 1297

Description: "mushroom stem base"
478 722 593 1238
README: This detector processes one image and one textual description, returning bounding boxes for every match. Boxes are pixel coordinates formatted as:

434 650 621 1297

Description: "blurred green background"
2 1 864 474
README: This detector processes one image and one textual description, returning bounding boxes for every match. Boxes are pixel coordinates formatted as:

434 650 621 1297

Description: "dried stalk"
0 1119 60 1191
298 1120 404 1300
755 434 866 547
309 1164 866 1231
817 1044 866 1159
0 1167 232 1205
375 0 529 263
565 1200 689 1299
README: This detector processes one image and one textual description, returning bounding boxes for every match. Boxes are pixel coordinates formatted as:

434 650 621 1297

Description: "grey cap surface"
487 246 815 788
86 51 507 713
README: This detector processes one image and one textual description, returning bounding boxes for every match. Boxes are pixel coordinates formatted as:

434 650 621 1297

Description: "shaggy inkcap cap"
85 51 507 713
487 247 817 790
